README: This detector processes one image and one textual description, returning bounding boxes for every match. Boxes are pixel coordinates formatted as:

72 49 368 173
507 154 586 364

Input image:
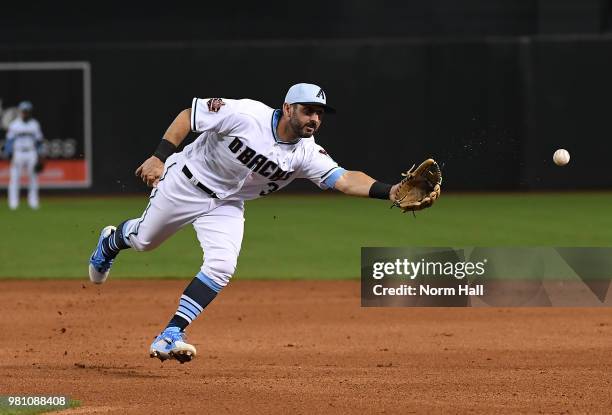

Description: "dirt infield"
1 280 611 414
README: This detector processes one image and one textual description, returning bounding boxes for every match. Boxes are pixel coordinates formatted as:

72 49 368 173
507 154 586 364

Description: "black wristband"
369 181 393 200
153 139 177 162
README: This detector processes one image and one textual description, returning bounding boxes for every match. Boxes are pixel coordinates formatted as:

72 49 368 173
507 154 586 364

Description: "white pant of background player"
8 150 39 210
122 153 244 289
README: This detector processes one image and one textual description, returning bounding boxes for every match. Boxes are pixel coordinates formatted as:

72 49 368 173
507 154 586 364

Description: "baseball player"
88 83 441 363
5 101 44 210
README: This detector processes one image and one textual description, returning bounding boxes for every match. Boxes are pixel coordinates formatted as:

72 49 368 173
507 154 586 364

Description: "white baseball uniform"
121 98 346 291
6 117 43 209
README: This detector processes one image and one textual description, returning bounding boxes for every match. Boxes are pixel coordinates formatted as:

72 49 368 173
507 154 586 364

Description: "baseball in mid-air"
553 149 570 166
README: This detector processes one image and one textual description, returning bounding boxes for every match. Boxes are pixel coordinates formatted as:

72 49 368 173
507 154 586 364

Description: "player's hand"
135 156 164 187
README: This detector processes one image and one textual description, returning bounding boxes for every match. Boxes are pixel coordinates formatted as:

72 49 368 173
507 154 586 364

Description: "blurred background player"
4 101 44 210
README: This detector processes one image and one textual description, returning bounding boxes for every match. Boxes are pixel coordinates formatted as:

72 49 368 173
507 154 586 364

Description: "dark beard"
289 114 317 137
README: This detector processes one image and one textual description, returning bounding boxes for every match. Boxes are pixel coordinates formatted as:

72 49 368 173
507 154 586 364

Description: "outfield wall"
0 36 610 192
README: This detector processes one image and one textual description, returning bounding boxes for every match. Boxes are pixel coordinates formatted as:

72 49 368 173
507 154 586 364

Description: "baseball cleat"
149 328 197 364
88 225 116 284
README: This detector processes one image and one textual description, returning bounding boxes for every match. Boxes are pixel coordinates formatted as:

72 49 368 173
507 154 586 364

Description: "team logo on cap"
316 89 326 100
207 98 225 113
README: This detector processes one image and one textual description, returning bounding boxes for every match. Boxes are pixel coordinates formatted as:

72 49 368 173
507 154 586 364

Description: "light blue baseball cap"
284 83 336 113
18 101 33 111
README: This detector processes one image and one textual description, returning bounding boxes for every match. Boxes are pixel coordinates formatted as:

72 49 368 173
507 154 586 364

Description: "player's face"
21 110 32 121
289 104 324 137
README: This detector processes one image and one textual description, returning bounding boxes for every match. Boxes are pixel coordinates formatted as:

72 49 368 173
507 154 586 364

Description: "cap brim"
294 102 336 114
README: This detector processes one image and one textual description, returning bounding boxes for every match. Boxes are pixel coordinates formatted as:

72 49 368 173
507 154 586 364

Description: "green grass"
1 193 611 279
0 400 79 415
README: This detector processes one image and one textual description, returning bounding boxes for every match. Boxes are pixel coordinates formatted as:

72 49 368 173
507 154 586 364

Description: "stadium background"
1 0 611 192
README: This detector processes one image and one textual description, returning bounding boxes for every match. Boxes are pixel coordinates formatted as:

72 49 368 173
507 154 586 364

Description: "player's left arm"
307 147 400 202
332 170 399 202
4 126 16 157
2 138 13 157
34 120 44 159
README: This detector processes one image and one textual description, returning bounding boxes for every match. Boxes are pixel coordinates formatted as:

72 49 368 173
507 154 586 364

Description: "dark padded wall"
0 1 610 192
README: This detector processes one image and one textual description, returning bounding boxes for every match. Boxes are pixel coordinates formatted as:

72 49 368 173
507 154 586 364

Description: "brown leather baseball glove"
392 159 442 212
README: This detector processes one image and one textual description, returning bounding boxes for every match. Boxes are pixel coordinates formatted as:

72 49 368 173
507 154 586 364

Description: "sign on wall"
0 62 92 188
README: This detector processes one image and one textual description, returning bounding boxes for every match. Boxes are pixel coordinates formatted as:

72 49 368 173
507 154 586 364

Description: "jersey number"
259 182 279 196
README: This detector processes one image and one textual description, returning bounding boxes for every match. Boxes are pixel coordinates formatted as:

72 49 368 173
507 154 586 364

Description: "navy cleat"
88 225 116 284
149 328 197 364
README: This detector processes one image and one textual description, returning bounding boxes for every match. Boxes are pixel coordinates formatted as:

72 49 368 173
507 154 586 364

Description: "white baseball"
553 149 570 166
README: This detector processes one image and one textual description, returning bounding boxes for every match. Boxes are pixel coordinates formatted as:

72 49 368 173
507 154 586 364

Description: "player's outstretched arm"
135 108 191 187
333 171 399 202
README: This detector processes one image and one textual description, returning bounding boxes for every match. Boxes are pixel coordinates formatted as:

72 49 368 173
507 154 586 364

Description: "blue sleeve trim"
323 167 346 189
196 271 223 293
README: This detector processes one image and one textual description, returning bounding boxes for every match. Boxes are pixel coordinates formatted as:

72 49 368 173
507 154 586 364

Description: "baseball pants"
122 153 245 290
8 150 39 209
